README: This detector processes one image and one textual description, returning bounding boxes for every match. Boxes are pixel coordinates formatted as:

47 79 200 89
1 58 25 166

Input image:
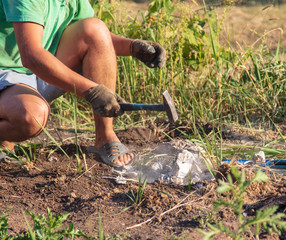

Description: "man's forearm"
110 33 133 56
23 48 96 97
13 21 96 97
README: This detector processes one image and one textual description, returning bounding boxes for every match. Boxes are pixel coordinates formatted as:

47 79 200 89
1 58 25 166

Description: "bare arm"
13 22 96 97
110 33 133 56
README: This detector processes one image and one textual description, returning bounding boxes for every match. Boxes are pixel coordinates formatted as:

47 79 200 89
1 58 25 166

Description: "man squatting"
0 0 166 167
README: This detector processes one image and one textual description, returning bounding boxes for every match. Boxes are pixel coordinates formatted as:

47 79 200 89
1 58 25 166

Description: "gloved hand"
85 84 125 117
130 39 166 68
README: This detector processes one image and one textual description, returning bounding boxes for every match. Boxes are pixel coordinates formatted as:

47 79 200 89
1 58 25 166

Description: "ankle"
95 130 120 147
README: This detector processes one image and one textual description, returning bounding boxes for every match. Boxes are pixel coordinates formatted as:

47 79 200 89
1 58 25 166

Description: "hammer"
119 90 178 123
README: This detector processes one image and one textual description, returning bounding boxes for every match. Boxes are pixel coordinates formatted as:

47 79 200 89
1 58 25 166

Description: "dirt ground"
0 122 285 239
1 2 286 239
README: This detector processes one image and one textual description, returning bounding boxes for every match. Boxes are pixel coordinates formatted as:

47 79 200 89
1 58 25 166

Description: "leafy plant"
198 166 286 239
0 208 88 240
25 208 87 239
93 0 116 23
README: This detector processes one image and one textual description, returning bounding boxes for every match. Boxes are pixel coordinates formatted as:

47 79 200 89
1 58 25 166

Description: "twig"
126 185 215 230
74 163 97 180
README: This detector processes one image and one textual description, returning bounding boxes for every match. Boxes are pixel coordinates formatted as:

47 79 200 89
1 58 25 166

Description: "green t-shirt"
0 0 94 73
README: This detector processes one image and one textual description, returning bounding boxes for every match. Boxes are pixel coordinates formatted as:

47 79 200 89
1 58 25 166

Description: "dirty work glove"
130 39 166 68
85 85 125 118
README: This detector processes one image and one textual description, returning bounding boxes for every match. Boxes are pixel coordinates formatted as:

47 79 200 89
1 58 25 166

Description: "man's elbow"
19 47 43 70
21 55 37 70
21 57 31 69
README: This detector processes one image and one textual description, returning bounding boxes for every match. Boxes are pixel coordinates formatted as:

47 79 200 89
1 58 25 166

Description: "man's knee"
14 100 50 141
55 18 114 70
80 18 112 46
0 84 51 141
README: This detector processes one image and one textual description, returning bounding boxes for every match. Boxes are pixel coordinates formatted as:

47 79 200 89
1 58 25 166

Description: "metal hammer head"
162 90 178 123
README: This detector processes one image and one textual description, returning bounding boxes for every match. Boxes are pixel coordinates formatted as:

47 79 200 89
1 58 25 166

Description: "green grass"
198 166 286 239
103 0 285 161
10 0 283 170
126 175 148 208
90 0 286 130
3 1 285 237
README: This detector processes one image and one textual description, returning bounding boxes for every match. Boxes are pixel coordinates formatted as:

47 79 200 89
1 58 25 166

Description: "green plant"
194 211 221 229
126 175 148 207
0 212 10 240
37 0 286 172
87 0 286 131
23 208 88 240
73 89 83 174
15 143 39 164
0 208 88 240
198 166 286 239
96 211 104 240
0 149 22 164
50 94 93 130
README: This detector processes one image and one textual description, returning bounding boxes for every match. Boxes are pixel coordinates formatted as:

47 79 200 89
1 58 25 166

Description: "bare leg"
0 84 50 150
55 18 133 166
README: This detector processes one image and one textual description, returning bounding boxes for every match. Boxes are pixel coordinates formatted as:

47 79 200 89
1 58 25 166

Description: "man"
0 0 165 167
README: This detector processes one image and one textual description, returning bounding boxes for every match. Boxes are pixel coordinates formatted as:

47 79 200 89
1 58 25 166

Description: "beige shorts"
0 69 65 103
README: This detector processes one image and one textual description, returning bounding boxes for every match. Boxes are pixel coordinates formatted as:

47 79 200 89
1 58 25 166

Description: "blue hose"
222 159 286 169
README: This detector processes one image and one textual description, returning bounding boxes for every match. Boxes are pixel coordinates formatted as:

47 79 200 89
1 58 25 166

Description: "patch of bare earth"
0 123 285 239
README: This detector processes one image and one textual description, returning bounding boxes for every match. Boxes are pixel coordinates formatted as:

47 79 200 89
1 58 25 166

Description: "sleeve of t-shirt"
73 0 94 22
2 0 45 25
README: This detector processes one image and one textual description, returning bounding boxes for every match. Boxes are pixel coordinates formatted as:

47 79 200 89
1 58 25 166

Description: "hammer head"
162 90 179 123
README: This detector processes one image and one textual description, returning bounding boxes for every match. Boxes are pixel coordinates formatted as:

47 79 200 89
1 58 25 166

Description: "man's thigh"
37 19 98 102
55 18 104 71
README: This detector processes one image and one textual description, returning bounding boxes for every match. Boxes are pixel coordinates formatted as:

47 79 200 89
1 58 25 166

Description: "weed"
0 208 88 240
15 143 39 163
37 0 286 170
198 166 286 239
126 175 148 207
95 211 104 240
193 211 222 228
0 209 124 240
73 89 84 174
0 149 22 164
0 212 9 239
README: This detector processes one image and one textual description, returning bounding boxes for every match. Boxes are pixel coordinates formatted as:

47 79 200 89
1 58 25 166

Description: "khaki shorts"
0 69 65 103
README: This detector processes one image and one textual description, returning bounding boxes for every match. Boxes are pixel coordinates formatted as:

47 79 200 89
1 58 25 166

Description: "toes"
113 152 134 166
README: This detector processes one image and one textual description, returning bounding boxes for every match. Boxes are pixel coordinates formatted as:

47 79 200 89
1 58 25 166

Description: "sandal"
87 142 136 168
0 151 26 164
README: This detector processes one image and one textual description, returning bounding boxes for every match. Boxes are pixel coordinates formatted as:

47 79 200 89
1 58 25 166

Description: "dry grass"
216 4 286 51
120 1 286 52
